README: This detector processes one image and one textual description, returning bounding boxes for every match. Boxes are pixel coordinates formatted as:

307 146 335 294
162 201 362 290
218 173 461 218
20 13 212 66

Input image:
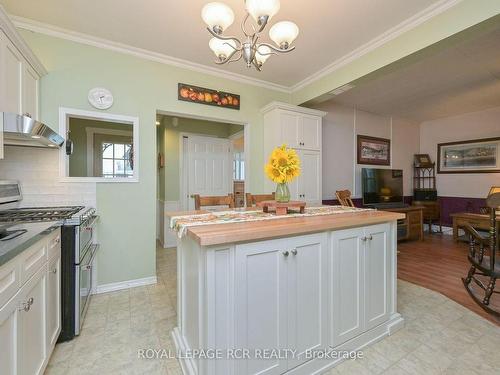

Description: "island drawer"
0 258 20 307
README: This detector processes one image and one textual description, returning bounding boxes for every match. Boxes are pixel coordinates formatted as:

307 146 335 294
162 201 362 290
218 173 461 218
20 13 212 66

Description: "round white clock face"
88 87 113 110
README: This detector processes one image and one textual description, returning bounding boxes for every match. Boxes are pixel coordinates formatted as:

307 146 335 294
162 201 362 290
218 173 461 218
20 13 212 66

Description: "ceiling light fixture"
201 0 299 71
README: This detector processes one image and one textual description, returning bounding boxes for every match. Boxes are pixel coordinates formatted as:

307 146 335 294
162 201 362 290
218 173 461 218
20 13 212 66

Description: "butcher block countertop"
166 209 405 246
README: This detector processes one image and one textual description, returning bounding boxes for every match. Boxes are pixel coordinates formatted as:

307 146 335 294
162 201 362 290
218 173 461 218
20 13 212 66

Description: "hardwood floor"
398 234 500 326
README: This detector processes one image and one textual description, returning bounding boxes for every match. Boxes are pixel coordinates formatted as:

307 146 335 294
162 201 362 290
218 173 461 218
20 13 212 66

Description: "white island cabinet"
171 210 404 375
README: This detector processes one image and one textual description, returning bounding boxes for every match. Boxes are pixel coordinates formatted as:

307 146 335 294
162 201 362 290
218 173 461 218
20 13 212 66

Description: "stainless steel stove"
0 180 99 342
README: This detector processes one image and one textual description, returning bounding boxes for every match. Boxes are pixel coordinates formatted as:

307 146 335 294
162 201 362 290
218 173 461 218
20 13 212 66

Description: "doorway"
156 113 248 246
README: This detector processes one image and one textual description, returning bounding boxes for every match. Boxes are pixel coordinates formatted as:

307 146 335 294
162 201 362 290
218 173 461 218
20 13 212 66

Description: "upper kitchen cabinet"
0 7 46 120
262 102 325 152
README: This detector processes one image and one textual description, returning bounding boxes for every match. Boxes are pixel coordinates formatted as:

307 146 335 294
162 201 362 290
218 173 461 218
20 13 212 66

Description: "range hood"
1 112 64 148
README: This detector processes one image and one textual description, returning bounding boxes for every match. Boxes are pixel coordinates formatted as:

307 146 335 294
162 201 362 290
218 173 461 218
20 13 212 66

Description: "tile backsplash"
0 146 96 207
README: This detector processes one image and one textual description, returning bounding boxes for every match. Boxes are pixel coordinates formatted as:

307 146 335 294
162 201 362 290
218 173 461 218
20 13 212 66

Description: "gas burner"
0 206 85 223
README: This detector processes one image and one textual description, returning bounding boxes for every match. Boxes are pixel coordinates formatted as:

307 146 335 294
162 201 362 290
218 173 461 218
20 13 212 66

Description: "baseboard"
94 276 157 294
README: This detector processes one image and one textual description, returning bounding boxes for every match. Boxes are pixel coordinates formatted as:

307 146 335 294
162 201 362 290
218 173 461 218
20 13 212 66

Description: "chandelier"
201 0 299 71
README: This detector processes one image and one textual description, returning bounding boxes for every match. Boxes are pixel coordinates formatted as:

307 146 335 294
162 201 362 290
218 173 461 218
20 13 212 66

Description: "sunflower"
265 144 301 183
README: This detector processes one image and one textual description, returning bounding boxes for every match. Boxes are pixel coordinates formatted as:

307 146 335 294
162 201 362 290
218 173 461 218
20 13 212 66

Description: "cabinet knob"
367 235 373 241
361 236 367 242
282 250 289 257
291 249 298 256
52 268 57 274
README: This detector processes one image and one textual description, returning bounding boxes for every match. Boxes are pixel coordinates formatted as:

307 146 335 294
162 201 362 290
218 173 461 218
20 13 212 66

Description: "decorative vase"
275 183 291 203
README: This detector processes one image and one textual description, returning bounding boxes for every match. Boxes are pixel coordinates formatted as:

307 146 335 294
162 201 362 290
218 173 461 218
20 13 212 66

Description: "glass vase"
275 183 291 203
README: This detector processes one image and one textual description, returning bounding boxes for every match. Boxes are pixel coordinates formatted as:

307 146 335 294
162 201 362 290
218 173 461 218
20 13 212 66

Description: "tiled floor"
45 245 500 375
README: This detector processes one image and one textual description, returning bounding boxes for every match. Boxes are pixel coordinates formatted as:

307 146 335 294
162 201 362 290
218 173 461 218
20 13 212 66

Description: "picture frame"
178 83 240 110
357 135 391 166
414 154 433 167
437 137 500 174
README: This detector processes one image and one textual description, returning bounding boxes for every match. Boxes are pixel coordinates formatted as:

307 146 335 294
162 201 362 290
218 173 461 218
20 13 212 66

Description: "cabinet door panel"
3 38 23 114
300 115 321 150
331 228 364 346
364 224 390 329
0 293 21 375
287 233 327 370
300 151 321 205
47 253 61 349
279 111 301 149
23 63 38 119
235 240 288 375
20 266 47 375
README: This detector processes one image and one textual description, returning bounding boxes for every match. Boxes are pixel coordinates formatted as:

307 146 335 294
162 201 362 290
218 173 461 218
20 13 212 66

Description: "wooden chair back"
246 193 275 207
193 194 235 210
335 190 355 207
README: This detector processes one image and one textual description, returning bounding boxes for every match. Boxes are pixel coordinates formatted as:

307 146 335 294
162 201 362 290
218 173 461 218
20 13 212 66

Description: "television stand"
381 206 424 242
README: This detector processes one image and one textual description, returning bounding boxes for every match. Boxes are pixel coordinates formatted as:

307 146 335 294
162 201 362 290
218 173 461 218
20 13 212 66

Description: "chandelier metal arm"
214 48 240 65
240 13 253 38
206 27 241 46
257 42 296 54
226 50 243 64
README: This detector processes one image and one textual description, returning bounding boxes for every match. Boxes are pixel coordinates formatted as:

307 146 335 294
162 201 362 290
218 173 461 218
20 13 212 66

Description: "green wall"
157 116 243 201
22 30 290 286
68 117 132 177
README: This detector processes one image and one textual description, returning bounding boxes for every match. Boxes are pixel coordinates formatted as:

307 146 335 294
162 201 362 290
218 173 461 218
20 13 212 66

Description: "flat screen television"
362 168 404 206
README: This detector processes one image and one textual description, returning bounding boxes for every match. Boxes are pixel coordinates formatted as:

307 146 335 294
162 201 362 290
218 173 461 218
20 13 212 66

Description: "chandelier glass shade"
201 0 299 71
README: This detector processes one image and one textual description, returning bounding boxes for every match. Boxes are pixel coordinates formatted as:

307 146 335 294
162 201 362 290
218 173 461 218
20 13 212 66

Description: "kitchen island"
168 209 405 375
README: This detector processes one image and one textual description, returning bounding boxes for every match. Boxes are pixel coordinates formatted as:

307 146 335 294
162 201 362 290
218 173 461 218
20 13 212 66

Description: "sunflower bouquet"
265 144 301 202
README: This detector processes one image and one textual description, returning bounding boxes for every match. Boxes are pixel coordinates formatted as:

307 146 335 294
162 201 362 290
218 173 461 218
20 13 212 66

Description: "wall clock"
88 87 114 110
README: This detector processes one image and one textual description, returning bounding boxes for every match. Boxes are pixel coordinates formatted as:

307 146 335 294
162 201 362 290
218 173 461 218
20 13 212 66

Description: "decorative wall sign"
357 135 391 165
437 137 500 174
178 83 240 110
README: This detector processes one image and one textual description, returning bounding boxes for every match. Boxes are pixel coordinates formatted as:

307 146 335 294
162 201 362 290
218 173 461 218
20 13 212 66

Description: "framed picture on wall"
357 135 391 165
437 137 500 173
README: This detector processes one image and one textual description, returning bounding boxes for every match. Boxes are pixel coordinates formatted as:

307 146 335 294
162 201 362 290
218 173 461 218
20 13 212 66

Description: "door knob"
282 250 289 257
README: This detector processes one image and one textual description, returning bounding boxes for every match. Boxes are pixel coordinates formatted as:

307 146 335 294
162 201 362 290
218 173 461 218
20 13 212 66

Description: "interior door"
187 135 232 210
300 115 321 150
286 233 327 370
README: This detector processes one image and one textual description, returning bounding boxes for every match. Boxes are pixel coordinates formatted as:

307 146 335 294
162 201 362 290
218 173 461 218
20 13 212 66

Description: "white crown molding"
10 15 292 94
0 5 47 76
290 0 464 92
10 0 463 96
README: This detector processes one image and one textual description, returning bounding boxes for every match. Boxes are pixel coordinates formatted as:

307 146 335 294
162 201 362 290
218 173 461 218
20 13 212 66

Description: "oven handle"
81 244 100 270
83 215 99 231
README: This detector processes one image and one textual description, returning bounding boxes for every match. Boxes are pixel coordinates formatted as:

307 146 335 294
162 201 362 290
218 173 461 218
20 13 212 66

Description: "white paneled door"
187 135 232 210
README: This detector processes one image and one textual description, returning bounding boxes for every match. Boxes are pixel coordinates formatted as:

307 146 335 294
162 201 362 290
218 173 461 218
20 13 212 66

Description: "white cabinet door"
0 291 21 375
300 115 321 151
22 63 38 119
331 227 365 347
19 266 47 375
364 224 391 330
235 239 288 375
46 253 61 349
300 150 321 205
2 36 23 114
287 233 327 370
279 110 301 149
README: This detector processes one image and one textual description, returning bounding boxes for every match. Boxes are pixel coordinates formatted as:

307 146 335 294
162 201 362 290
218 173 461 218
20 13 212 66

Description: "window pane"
240 161 245 180
102 159 113 175
125 159 133 173
114 144 125 159
102 143 113 158
114 159 125 175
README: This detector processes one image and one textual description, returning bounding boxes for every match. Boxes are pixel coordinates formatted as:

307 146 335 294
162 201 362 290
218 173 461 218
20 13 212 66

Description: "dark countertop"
0 221 61 267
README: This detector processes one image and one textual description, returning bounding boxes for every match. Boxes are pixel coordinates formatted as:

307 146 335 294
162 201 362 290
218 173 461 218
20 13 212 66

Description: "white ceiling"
320 21 500 122
1 0 444 88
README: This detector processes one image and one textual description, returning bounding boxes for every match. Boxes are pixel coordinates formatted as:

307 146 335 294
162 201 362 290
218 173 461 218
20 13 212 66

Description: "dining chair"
193 194 235 210
335 190 355 207
245 193 275 207
462 192 500 317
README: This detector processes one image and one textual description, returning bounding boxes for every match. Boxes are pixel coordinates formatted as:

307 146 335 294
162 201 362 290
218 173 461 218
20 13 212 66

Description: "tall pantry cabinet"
262 102 326 206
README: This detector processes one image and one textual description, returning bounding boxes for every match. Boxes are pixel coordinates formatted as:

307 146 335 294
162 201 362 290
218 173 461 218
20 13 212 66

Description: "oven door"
74 243 98 335
78 215 98 260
